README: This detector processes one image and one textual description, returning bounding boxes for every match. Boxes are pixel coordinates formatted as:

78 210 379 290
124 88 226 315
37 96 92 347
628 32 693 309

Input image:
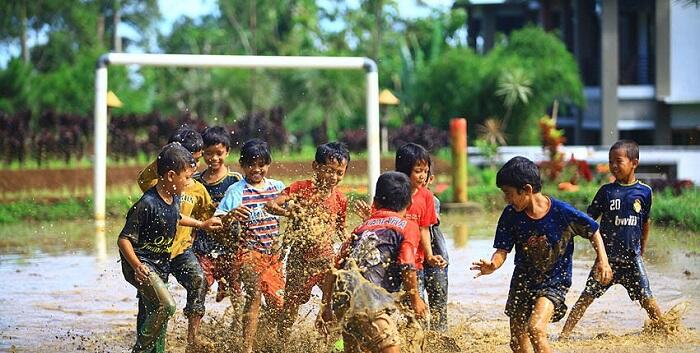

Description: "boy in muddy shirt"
318 171 427 353
471 156 612 353
119 143 221 353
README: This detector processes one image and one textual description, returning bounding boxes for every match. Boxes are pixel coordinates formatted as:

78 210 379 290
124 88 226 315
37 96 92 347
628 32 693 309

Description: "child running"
560 140 664 338
317 171 427 353
136 126 219 351
471 156 612 353
265 142 350 339
119 143 222 353
192 126 243 304
214 138 285 353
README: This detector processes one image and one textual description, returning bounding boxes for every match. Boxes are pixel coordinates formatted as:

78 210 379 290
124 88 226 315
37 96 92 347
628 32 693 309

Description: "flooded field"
1 213 699 352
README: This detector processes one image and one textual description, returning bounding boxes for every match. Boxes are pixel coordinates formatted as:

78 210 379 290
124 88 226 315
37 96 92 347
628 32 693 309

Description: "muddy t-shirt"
193 170 242 256
494 197 598 289
119 187 181 275
588 181 652 262
405 187 438 270
339 209 420 293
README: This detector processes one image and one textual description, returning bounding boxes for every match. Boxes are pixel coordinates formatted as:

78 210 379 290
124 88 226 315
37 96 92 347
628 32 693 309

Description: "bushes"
0 195 136 225
652 190 700 232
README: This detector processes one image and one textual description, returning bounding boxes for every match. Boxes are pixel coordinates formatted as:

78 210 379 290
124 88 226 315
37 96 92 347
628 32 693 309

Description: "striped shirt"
215 178 285 254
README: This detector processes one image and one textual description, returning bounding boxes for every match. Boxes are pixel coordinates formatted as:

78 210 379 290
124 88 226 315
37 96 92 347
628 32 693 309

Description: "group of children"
118 128 663 353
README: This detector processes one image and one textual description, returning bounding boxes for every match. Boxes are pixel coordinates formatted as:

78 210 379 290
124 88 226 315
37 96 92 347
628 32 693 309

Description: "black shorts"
581 256 653 301
505 275 568 323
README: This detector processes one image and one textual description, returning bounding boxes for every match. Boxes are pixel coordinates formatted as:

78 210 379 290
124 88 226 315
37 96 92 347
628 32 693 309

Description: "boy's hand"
593 259 613 285
201 217 223 231
470 258 497 278
411 296 427 319
230 205 252 221
264 200 287 217
134 263 151 284
427 255 448 268
352 200 371 220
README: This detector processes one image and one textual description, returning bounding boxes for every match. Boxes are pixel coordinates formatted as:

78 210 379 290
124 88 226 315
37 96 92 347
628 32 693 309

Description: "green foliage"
653 189 700 232
0 194 135 224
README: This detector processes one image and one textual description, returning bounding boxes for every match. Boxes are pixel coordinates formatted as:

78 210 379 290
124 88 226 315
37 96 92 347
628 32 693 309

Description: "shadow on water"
1 214 699 352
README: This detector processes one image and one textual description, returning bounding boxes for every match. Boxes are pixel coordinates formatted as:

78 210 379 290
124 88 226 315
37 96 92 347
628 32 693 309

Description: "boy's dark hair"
239 138 272 166
168 125 204 153
496 156 542 193
395 143 431 177
315 142 350 167
373 172 412 212
610 139 639 160
157 142 196 177
202 126 231 150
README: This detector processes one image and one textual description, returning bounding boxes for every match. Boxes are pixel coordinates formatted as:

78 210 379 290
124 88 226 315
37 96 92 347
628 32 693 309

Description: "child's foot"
186 336 215 353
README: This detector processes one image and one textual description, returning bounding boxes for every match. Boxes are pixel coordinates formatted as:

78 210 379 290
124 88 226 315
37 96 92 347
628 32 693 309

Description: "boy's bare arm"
179 214 223 231
401 269 427 319
421 226 447 268
316 271 337 335
352 199 371 220
589 230 613 284
117 238 150 283
471 249 508 278
641 219 651 256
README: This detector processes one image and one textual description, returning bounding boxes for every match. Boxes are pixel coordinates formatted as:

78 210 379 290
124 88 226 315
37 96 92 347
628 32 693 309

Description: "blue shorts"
582 256 653 301
505 273 568 323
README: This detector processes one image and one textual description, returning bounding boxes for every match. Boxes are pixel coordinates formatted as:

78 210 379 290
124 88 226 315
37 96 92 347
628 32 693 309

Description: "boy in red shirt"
265 142 350 339
317 171 427 353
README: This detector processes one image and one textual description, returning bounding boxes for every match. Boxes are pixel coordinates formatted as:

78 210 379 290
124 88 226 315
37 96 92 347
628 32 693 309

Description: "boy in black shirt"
119 143 222 353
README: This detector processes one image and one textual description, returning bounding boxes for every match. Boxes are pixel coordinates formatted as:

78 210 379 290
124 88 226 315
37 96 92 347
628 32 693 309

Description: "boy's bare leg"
277 300 301 338
509 318 533 353
242 285 262 353
527 297 555 353
381 346 400 353
640 297 663 323
560 294 594 339
187 314 213 351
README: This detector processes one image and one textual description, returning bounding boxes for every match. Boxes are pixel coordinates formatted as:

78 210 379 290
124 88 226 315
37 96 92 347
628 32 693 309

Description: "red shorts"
284 247 334 307
196 253 241 296
235 249 285 309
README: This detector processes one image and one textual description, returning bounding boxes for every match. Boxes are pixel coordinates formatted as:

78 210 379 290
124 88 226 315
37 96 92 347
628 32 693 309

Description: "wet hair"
395 143 431 177
239 138 272 166
610 139 639 160
202 126 231 150
373 172 412 212
156 142 196 177
315 142 350 167
168 125 204 153
496 156 542 193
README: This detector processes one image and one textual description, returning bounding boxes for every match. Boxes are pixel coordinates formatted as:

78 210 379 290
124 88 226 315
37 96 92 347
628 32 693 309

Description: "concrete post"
601 0 619 145
450 118 468 203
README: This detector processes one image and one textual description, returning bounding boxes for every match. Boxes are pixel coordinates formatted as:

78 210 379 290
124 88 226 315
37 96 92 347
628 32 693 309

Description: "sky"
0 0 455 67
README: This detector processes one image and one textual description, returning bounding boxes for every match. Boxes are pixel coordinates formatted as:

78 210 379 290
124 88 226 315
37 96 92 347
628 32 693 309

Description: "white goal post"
94 53 380 233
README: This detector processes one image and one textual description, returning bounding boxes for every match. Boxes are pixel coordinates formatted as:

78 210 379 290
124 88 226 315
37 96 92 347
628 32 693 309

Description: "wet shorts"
236 249 285 308
343 311 401 353
505 275 568 323
582 256 653 301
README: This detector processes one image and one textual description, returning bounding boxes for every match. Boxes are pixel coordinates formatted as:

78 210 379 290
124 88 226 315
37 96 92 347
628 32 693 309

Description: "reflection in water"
94 231 107 264
452 224 468 249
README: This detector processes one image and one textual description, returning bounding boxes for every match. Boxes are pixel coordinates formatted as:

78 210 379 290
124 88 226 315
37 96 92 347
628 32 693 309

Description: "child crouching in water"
265 142 350 339
318 171 427 353
119 143 222 353
471 156 612 353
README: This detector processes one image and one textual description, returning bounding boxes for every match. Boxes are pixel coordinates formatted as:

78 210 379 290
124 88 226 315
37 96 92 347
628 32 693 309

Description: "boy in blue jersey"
560 140 663 339
471 156 612 353
215 138 285 353
193 126 243 303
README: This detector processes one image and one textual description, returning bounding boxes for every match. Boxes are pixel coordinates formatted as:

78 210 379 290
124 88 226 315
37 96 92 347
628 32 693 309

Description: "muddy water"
1 215 699 352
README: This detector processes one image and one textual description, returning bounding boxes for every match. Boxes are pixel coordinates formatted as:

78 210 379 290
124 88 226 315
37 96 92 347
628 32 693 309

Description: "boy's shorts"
343 311 401 353
505 274 568 323
236 249 285 308
582 256 653 301
284 247 334 306
196 252 241 294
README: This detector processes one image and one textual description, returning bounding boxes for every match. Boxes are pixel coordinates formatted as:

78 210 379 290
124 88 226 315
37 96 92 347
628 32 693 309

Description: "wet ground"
1 213 699 352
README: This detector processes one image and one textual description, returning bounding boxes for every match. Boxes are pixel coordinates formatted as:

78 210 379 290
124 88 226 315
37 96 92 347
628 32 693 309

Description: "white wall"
668 2 700 104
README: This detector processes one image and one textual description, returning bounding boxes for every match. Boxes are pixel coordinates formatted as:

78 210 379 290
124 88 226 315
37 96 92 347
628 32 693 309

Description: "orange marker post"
450 118 468 203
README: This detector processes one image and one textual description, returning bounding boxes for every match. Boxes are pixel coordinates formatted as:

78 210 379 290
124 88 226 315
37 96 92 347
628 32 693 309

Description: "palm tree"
495 68 532 130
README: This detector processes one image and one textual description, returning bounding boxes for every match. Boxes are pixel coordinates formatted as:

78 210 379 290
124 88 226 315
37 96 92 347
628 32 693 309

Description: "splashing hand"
230 205 252 221
352 200 371 220
470 259 497 278
200 217 223 231
134 263 151 284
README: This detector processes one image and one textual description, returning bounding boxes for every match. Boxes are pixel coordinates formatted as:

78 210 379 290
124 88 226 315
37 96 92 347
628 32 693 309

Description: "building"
456 0 700 145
